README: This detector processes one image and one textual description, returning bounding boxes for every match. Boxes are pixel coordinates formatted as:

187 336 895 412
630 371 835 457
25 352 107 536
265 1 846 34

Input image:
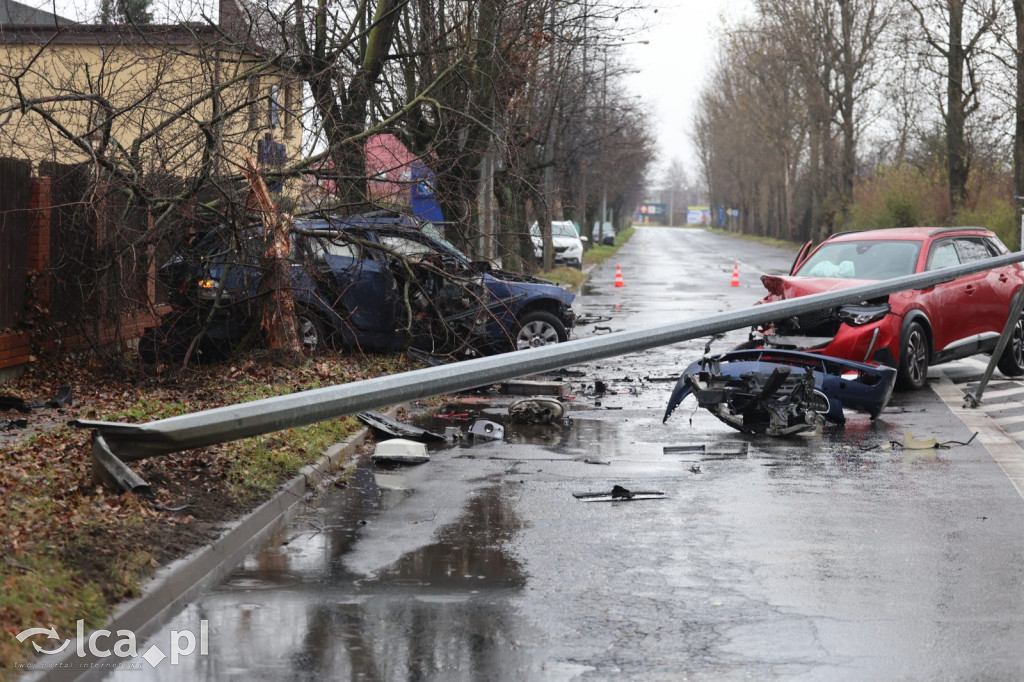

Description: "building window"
282 81 293 137
269 84 281 129
248 76 260 130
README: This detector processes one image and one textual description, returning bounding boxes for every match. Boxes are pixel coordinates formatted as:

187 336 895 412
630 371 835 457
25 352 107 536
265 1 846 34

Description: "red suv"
751 227 1024 389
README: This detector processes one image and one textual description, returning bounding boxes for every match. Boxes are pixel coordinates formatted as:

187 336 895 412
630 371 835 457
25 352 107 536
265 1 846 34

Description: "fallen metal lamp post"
74 252 1024 491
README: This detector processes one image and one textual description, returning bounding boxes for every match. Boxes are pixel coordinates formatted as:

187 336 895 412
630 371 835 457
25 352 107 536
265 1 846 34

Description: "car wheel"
515 311 567 350
897 321 929 390
997 312 1024 377
295 310 326 353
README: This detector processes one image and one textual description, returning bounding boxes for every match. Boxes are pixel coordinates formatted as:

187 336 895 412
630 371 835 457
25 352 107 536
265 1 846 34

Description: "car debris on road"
468 419 505 441
663 349 896 436
357 410 446 442
573 485 666 502
371 438 431 465
508 397 565 424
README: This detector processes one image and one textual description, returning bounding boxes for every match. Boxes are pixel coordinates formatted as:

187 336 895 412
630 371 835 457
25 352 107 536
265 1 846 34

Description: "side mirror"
470 260 492 273
580 236 589 243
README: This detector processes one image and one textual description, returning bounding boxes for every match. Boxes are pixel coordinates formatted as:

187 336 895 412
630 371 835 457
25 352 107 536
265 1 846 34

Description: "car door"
954 236 1007 342
790 240 814 275
309 231 398 333
923 237 988 359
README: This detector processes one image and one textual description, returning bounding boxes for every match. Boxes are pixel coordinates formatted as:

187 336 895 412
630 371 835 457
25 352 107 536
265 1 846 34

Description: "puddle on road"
121 468 534 682
414 403 632 459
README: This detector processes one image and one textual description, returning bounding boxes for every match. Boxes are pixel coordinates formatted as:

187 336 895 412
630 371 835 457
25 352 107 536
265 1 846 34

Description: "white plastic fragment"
371 438 430 464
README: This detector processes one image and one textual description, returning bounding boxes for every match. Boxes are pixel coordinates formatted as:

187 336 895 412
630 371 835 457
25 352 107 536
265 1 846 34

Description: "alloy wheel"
297 316 320 352
1012 318 1024 369
905 328 927 385
516 320 560 349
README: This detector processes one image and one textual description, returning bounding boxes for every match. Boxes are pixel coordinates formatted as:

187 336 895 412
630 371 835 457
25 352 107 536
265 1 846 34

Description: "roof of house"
0 0 71 26
0 0 250 45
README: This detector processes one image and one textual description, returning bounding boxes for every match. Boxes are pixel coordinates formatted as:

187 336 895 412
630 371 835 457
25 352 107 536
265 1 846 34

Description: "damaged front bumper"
663 349 897 436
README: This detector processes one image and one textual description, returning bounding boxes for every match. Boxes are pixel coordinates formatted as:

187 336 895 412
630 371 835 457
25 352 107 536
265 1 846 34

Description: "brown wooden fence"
0 161 222 374
0 158 31 330
39 162 154 328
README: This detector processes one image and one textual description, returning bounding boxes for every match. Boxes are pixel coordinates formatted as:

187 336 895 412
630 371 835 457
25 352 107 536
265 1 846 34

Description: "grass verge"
534 266 587 293
0 351 418 673
583 227 636 265
704 227 801 251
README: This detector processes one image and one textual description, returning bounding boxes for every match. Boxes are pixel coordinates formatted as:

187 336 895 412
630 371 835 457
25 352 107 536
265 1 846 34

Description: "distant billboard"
636 203 667 218
687 206 710 225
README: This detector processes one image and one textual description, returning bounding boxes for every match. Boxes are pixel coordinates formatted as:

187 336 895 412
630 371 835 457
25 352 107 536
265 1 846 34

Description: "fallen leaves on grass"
0 349 420 671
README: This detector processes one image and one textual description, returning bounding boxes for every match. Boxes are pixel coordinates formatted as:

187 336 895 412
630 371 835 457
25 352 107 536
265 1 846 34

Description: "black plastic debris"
0 396 30 413
1 418 28 431
573 485 666 502
663 442 749 457
501 380 567 396
44 386 73 409
509 397 565 424
357 411 446 442
0 386 72 413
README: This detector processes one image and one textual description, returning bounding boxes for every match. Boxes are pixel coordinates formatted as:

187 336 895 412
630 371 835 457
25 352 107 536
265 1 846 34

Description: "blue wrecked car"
150 212 576 358
663 349 896 436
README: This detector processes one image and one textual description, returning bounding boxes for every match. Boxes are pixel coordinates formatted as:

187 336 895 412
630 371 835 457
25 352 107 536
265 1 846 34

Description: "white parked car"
530 220 585 269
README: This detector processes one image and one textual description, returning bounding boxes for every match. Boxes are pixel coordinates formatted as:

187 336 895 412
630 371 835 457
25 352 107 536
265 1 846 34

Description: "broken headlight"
837 302 890 326
196 278 220 301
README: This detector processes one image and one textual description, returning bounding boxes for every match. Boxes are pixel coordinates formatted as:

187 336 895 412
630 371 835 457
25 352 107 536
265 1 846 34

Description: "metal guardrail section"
75 252 1024 488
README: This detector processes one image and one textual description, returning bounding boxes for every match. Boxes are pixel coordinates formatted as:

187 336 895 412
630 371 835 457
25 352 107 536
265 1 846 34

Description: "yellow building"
0 0 299 179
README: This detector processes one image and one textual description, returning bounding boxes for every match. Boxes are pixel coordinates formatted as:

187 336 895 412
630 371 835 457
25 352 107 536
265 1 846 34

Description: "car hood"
760 275 877 302
483 272 575 306
551 235 581 248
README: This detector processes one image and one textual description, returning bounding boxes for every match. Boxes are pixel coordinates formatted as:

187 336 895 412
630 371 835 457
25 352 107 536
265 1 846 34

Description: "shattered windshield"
795 240 921 280
421 222 469 260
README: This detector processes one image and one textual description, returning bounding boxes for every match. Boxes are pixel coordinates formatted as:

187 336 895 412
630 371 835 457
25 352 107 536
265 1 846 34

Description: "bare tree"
908 0 1000 212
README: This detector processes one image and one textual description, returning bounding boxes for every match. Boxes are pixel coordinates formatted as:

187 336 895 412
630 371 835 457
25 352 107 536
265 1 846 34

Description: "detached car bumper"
664 349 897 434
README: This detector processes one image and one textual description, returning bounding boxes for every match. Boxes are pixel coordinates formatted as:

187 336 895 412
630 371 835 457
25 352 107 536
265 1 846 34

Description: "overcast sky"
619 0 752 183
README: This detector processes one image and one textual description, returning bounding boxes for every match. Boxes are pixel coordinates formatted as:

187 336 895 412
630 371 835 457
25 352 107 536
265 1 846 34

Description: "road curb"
23 424 372 682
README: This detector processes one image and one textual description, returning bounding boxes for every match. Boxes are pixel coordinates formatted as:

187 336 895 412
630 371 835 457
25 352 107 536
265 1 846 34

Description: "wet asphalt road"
111 227 1024 681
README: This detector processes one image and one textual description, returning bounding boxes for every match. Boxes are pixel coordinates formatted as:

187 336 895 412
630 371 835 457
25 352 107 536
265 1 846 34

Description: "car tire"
997 312 1024 377
515 311 567 350
897 320 929 390
295 309 327 353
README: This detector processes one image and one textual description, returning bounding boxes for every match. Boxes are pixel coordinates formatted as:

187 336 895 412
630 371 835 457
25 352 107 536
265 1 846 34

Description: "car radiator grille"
776 309 841 336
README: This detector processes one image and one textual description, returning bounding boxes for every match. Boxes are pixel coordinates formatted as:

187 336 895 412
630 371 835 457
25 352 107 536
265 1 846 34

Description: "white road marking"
965 385 1024 402
992 413 1024 427
934 371 1024 502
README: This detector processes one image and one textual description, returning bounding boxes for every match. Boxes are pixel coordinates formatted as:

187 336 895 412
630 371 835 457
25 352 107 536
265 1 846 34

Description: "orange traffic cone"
730 264 740 287
614 265 626 288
